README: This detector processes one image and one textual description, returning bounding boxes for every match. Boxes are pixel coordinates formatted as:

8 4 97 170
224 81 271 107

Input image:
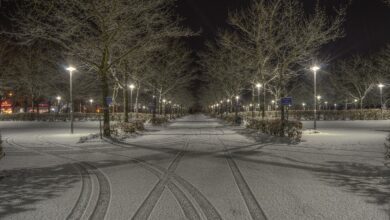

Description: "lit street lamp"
256 83 262 117
302 103 306 111
311 65 320 131
163 99 167 116
129 84 135 115
89 99 94 112
235 96 239 121
56 96 61 113
378 83 385 119
66 66 76 134
324 101 328 110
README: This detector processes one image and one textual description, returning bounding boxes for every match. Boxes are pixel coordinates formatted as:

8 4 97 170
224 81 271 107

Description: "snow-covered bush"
222 114 242 124
110 118 148 136
246 118 303 142
150 117 169 126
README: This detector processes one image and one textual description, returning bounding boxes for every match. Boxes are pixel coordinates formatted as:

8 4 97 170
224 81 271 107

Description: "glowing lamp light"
311 65 320 72
66 66 76 72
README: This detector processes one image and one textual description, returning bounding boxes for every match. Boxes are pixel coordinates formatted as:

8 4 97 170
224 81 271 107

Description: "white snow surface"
0 115 389 220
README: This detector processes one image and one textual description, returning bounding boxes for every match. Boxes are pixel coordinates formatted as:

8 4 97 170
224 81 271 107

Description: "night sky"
177 0 390 57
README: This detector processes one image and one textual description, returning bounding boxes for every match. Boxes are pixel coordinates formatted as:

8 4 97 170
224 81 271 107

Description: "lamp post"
56 96 61 114
235 96 239 122
66 66 76 134
378 83 385 119
354 99 358 109
311 65 320 131
129 84 135 116
302 103 306 111
163 99 167 116
324 101 328 110
256 83 262 117
89 99 94 113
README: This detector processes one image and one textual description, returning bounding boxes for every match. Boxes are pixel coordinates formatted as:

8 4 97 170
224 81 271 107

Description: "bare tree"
2 0 190 136
226 0 345 133
331 55 378 111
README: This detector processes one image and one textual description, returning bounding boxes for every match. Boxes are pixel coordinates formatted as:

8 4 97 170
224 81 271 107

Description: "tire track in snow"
7 136 111 220
217 135 268 220
4 137 93 220
108 139 222 220
131 140 195 220
66 163 92 220
36 136 112 220
41 135 222 220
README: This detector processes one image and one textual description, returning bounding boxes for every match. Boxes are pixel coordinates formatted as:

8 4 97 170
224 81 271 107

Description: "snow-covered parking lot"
0 115 389 220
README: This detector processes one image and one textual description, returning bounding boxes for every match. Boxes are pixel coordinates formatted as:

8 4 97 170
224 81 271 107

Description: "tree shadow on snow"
229 152 390 215
317 161 390 212
0 163 80 219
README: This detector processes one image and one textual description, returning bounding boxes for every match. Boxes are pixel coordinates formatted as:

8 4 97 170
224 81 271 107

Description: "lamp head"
66 66 76 72
378 83 385 88
256 83 262 88
311 65 320 72
129 84 135 89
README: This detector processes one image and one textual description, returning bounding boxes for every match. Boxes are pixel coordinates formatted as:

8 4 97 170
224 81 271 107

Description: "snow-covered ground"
0 115 389 220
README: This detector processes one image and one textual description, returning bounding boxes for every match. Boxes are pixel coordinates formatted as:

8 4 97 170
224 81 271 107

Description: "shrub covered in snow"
246 118 303 142
241 109 390 121
111 122 141 135
150 117 169 126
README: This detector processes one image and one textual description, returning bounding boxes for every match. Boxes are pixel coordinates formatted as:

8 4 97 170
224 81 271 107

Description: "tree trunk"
262 84 266 119
251 86 255 119
135 84 140 119
159 92 162 115
100 70 110 137
123 75 129 122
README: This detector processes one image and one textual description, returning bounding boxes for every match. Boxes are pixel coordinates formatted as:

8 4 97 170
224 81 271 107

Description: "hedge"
246 118 303 142
110 120 145 136
236 109 390 121
150 116 169 126
0 113 154 122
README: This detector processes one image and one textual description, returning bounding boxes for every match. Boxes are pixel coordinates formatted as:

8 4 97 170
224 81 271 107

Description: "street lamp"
89 99 94 113
163 99 167 116
256 83 262 116
324 101 328 110
302 103 306 111
311 65 320 131
56 96 61 113
129 84 135 114
66 66 76 134
378 83 385 119
354 99 358 109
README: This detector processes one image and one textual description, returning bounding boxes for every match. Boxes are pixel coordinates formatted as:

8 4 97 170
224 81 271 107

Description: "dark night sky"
177 0 390 58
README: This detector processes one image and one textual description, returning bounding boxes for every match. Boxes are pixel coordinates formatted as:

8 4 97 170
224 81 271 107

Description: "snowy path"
0 115 389 220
